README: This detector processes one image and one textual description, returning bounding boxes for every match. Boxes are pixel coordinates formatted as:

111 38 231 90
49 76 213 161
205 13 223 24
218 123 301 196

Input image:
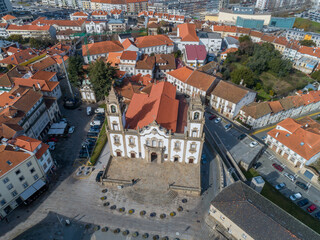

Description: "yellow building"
205 15 219 22
0 145 46 218
218 10 271 25
82 0 91 10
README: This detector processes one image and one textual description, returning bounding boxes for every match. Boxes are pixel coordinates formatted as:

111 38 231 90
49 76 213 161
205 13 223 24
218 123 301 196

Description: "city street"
0 103 223 240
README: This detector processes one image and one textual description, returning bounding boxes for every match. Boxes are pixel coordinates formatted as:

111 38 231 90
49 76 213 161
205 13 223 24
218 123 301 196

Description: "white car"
284 172 296 182
289 192 302 201
214 118 221 124
249 141 258 148
68 126 75 134
48 142 56 150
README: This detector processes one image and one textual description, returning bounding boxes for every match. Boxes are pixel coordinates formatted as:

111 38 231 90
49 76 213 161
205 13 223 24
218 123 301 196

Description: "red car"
307 204 317 213
209 114 217 120
272 163 284 172
48 137 58 142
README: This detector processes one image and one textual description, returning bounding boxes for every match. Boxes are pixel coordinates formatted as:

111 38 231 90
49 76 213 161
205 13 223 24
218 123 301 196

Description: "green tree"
311 70 320 81
88 60 117 101
230 67 255 87
67 55 84 87
7 34 24 44
157 27 162 34
299 39 316 47
174 50 182 59
29 37 55 49
239 35 251 43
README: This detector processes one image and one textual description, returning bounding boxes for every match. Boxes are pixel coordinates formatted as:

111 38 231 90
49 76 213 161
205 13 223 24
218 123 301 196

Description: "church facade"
105 82 205 164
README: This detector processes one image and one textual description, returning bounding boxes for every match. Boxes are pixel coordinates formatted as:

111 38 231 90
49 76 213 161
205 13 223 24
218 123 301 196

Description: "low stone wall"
169 185 201 196
102 178 132 187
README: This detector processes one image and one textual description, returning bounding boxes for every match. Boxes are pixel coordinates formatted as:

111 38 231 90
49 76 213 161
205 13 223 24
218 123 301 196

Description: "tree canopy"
88 60 117 101
299 39 316 47
67 55 84 87
230 67 255 88
29 37 56 49
311 70 320 82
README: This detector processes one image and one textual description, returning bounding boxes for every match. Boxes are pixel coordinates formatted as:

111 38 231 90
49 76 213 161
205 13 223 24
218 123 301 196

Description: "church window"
192 130 197 138
129 138 135 144
114 136 120 143
174 141 180 150
152 140 157 147
111 105 116 113
194 112 199 120
113 123 119 131
174 157 179 162
159 141 163 147
190 143 196 150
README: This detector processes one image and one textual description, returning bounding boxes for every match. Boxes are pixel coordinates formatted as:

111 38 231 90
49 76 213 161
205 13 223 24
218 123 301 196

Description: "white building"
255 0 269 10
134 35 174 54
105 82 204 164
119 51 138 76
198 31 222 53
85 20 107 34
210 81 256 119
266 117 320 168
166 66 219 97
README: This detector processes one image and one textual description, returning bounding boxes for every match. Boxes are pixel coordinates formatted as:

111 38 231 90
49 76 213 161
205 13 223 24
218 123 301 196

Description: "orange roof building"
82 40 123 63
177 23 199 42
267 117 320 166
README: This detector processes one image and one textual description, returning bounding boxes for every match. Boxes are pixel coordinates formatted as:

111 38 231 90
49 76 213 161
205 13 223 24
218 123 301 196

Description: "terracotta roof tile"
106 52 121 66
2 14 17 21
120 51 137 60
136 54 155 70
134 35 173 48
178 23 199 42
268 101 284 113
82 40 123 56
241 102 272 119
13 135 41 152
7 24 51 31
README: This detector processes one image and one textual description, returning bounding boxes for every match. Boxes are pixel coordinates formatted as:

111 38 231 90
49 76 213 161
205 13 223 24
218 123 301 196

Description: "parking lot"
205 110 263 169
256 150 320 219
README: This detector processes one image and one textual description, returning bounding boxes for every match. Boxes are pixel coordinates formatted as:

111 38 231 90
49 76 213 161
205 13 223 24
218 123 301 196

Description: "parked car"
237 134 246 140
272 163 284 172
95 108 105 114
296 181 309 191
48 142 56 150
315 211 320 220
297 198 309 207
96 171 103 182
224 123 232 130
87 132 98 137
87 106 92 116
261 135 267 140
209 114 216 120
48 137 58 142
275 182 286 190
68 126 75 134
290 192 302 201
307 204 317 213
214 118 221 123
284 172 296 182
90 120 101 126
249 141 258 148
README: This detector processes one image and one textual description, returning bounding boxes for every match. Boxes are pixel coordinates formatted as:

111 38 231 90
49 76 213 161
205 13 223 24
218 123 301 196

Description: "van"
86 106 92 116
95 108 105 114
90 120 101 126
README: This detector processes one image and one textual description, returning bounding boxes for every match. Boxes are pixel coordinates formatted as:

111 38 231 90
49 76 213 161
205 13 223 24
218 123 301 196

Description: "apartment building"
6 24 56 39
0 143 46 218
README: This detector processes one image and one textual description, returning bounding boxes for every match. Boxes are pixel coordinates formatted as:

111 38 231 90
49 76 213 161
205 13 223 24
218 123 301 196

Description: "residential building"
175 23 199 51
0 88 51 139
31 18 85 32
119 50 138 75
1 14 16 24
184 45 207 68
266 117 320 169
255 0 270 10
197 31 222 53
135 54 156 77
155 54 176 79
70 11 88 21
166 66 219 97
82 40 124 64
106 81 204 164
221 48 238 60
107 18 125 32
209 181 320 240
126 0 148 15
134 35 174 54
90 0 127 12
0 48 41 67
0 144 46 218
6 24 56 39
91 10 108 20
238 102 272 129
0 0 12 16
210 81 256 119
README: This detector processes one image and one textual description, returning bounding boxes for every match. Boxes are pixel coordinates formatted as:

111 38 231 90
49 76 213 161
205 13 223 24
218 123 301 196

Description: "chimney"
275 132 279 138
32 84 36 91
37 82 41 90
305 124 309 128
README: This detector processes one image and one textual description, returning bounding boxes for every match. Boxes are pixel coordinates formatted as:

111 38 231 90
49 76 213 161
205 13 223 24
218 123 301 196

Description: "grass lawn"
89 120 108 165
294 18 320 33
243 168 320 234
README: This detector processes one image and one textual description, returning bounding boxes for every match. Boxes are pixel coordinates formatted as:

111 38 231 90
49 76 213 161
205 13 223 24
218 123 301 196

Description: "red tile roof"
167 66 193 83
2 14 16 21
213 25 237 33
268 101 284 114
0 48 38 65
13 135 41 152
120 51 137 60
7 24 51 31
31 71 56 81
82 40 123 56
106 52 121 66
71 11 88 17
125 81 179 132
178 23 199 42
268 117 320 160
298 46 320 58
221 47 238 55
185 45 207 61
134 35 173 48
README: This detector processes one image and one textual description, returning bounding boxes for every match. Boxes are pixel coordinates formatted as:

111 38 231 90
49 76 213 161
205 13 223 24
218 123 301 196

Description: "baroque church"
105 81 205 164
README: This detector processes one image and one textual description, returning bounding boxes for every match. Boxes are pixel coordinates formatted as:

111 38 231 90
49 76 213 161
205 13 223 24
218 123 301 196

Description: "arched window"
194 112 199 120
111 105 116 113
